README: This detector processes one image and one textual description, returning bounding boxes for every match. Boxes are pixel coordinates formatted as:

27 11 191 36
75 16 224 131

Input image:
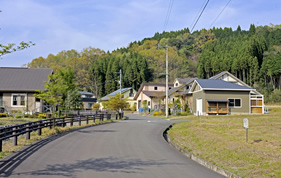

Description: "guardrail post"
53 118 56 128
101 114 104 121
26 123 31 140
116 114 118 120
86 116 89 125
93 115 96 123
62 117 65 127
48 119 52 129
0 140 2 152
79 116 81 126
13 127 17 146
38 121 42 136
70 117 74 127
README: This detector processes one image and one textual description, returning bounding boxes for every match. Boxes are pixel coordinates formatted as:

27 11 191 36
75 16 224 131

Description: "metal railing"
0 112 124 152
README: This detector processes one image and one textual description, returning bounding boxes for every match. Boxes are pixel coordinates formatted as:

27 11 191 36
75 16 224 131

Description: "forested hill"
27 24 281 102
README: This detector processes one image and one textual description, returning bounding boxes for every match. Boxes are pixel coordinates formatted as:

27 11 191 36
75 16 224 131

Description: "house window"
88 103 93 108
148 101 150 106
229 99 241 108
154 87 158 90
175 83 178 86
12 94 26 107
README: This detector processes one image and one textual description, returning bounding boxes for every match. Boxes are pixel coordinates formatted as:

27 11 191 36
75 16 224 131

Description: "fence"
0 112 124 152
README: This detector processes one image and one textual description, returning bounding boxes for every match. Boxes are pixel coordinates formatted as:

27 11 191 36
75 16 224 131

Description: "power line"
190 0 210 33
190 0 208 31
209 0 232 28
163 0 174 31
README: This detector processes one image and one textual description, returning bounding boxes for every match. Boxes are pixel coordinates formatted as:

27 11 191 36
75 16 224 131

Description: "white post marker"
243 118 249 142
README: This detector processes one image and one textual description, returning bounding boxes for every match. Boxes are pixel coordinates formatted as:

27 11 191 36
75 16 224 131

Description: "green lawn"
168 107 281 177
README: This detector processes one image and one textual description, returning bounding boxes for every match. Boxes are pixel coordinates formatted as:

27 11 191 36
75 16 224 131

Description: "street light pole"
119 69 122 95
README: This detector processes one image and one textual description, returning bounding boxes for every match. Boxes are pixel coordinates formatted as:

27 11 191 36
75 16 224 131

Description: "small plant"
38 113 46 119
152 112 159 116
0 113 8 117
92 103 100 110
131 104 136 111
15 115 22 118
24 114 32 118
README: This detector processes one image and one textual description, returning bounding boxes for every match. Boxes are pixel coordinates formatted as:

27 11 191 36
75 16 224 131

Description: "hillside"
27 24 281 102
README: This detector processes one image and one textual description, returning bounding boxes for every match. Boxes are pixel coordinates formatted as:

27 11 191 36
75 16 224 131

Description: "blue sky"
0 0 280 67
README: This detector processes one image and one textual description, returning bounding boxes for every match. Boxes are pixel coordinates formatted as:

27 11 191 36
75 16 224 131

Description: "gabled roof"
191 79 254 92
0 67 53 92
209 71 251 88
174 78 194 84
169 78 196 96
101 87 134 101
133 82 173 100
209 71 262 95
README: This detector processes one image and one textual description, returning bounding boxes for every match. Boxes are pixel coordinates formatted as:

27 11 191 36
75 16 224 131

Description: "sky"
0 0 280 67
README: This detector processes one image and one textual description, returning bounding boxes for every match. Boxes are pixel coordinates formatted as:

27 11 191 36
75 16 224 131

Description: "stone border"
163 124 241 178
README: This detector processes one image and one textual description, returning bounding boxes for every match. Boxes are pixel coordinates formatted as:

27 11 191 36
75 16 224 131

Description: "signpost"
243 118 249 142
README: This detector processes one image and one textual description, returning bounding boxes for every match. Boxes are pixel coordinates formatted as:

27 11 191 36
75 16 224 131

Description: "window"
12 94 26 107
154 87 158 90
88 103 93 108
148 101 150 106
175 83 178 86
229 99 241 107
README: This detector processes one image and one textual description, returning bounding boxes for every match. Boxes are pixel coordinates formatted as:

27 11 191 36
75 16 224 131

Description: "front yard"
168 107 281 177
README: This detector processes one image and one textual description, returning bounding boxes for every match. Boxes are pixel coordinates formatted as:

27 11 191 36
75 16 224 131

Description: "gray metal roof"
0 67 53 91
79 91 95 96
176 78 194 84
195 79 253 90
101 87 133 101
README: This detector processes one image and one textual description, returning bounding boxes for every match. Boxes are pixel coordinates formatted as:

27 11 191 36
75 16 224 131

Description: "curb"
163 124 241 178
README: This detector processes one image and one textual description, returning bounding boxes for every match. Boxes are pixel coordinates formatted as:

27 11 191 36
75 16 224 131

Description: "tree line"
27 24 281 102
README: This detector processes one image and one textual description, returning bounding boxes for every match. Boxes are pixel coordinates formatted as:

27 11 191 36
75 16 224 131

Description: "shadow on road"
0 132 70 177
12 156 183 177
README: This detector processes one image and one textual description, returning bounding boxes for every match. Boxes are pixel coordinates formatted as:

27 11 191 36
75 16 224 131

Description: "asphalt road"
0 114 224 178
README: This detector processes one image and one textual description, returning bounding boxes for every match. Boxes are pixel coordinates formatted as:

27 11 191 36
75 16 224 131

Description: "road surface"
0 114 224 178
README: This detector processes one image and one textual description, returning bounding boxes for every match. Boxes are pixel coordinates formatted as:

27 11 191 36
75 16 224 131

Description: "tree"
65 89 82 110
34 73 65 116
102 93 129 113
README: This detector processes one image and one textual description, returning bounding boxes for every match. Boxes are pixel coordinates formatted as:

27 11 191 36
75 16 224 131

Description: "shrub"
24 114 32 118
92 103 100 110
152 112 159 116
0 113 8 117
179 112 190 116
131 104 136 111
38 113 47 119
15 115 22 118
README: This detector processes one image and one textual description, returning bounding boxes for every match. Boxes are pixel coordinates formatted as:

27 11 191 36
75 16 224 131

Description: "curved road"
0 114 223 178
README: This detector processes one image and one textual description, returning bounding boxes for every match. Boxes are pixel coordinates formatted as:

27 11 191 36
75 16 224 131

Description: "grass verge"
168 107 281 177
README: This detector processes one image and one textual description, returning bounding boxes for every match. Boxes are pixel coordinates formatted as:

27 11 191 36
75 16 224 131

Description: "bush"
0 113 8 117
179 112 190 116
15 115 22 118
92 103 100 110
152 112 159 116
38 113 47 119
131 104 136 111
24 114 32 118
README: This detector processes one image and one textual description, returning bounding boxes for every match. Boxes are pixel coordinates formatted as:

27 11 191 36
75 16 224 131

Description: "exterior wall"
193 90 250 115
82 102 95 110
137 92 152 109
2 92 37 113
151 97 162 111
146 86 166 92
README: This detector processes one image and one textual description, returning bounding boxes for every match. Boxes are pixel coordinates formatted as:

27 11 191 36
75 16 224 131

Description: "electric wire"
163 0 174 31
209 0 232 28
190 0 208 31
190 0 210 33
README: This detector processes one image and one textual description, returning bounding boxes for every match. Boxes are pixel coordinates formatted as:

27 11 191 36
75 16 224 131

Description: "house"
79 91 97 110
209 71 264 114
190 79 259 115
0 67 53 114
100 87 137 109
134 83 173 111
169 78 196 112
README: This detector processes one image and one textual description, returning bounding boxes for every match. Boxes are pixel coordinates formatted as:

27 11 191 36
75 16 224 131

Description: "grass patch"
0 117 42 126
168 107 281 177
0 119 113 159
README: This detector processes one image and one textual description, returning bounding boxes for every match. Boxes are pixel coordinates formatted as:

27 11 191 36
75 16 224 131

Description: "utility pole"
158 44 169 118
165 45 168 118
119 69 122 95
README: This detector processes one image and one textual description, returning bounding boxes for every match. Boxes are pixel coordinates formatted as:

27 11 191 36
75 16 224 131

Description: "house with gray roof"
79 91 97 110
101 87 137 109
0 67 53 114
190 79 257 115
